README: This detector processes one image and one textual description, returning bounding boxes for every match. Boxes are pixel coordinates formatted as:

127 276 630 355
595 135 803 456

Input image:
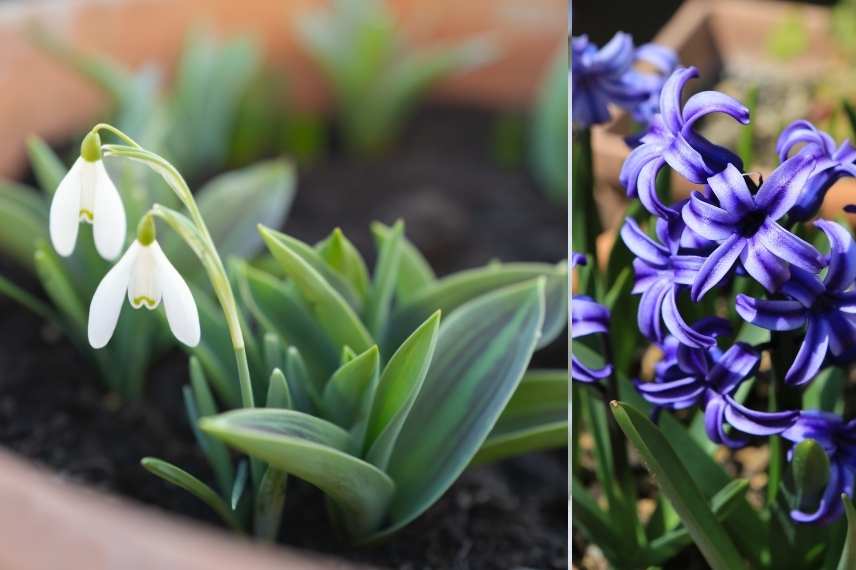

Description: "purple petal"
662 287 716 348
620 218 669 265
572 297 610 338
659 67 698 133
785 318 830 386
620 142 666 198
665 133 713 184
706 163 755 215
776 120 827 161
708 342 759 394
825 312 856 357
691 234 746 301
681 90 750 132
684 129 744 173
672 255 705 284
572 355 612 383
631 259 661 292
571 252 588 268
723 396 797 435
754 154 817 220
677 344 711 377
589 32 635 74
756 219 823 274
636 157 677 218
638 279 670 342
739 236 791 293
790 461 843 524
683 193 739 241
735 294 806 331
705 395 747 447
781 267 826 306
636 377 705 407
815 219 856 292
635 43 678 74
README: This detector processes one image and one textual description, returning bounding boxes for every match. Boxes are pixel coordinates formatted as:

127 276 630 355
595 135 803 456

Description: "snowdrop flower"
88 216 200 349
49 131 126 260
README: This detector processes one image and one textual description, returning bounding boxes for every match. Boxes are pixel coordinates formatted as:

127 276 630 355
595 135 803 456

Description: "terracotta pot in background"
0 0 566 567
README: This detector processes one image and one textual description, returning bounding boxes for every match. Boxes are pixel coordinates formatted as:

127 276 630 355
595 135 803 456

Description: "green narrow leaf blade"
322 345 380 430
26 136 68 196
371 222 435 304
363 219 403 342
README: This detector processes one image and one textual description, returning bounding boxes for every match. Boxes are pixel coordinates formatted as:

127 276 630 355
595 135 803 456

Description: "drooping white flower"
49 131 126 260
88 219 200 349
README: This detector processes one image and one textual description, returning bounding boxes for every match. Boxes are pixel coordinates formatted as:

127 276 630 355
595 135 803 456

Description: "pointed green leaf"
364 220 403 342
472 369 568 465
200 409 395 539
263 332 285 373
611 401 745 570
571 477 623 564
259 225 373 353
254 466 288 542
0 272 54 321
388 262 566 351
322 345 380 430
34 244 87 334
364 311 441 470
286 347 319 412
189 285 241 407
231 459 249 510
371 222 435 304
26 136 68 196
376 279 545 538
187 357 235 495
237 263 339 385
141 458 241 531
267 368 293 409
838 495 856 570
316 228 371 299
0 183 49 270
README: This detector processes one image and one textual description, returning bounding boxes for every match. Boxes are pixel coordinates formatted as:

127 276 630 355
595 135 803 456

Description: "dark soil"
0 106 567 569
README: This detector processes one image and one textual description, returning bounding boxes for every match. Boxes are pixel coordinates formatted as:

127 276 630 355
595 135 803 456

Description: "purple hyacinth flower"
636 323 797 447
683 157 823 301
736 220 856 385
571 254 613 383
620 216 712 347
628 43 679 125
572 33 651 128
783 411 856 523
777 120 856 221
620 66 749 219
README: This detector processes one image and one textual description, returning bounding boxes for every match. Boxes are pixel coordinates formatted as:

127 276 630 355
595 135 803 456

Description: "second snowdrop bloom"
49 131 126 260
88 216 200 349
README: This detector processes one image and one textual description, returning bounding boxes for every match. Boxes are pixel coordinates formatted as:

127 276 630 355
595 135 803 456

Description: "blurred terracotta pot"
0 0 566 566
0 0 566 179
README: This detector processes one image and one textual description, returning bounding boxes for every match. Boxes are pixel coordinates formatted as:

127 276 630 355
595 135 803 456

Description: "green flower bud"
792 438 830 507
80 131 102 162
137 214 157 246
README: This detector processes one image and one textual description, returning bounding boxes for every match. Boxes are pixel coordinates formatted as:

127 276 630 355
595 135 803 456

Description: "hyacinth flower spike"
88 215 200 349
571 254 612 383
736 220 856 385
620 66 749 219
620 216 711 347
782 411 856 523
627 43 678 125
49 130 126 260
636 320 798 447
571 32 650 127
776 120 856 221
684 156 823 301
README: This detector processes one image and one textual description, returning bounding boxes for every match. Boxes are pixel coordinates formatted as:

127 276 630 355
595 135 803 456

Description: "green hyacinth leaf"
316 228 371 300
141 458 241 531
388 262 566 352
322 345 380 431
259 225 373 354
375 279 545 539
371 222 435 304
472 369 568 465
363 310 441 471
837 495 856 570
200 409 395 539
611 401 745 570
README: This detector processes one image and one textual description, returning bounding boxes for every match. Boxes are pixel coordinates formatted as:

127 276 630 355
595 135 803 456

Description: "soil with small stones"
0 106 568 569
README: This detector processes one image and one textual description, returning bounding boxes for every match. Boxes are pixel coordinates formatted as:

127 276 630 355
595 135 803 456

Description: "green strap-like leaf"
187 358 235 495
259 225 374 354
363 311 441 470
388 262 566 352
322 345 380 430
267 368 293 409
363 220 403 343
472 369 568 465
0 183 49 270
316 228 371 300
611 401 746 570
254 465 288 542
141 458 241 531
838 495 856 570
571 477 624 564
371 222 435 304
376 279 545 539
200 409 395 539
26 136 68 196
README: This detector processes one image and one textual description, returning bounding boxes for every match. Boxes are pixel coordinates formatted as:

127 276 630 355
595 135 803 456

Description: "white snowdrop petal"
153 243 200 347
92 160 126 260
127 245 161 309
88 242 138 349
48 158 82 256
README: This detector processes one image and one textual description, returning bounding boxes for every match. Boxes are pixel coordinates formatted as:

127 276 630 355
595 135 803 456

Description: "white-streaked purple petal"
735 294 806 331
691 234 745 301
636 377 705 406
659 66 698 133
620 218 669 265
707 342 759 394
754 154 817 220
706 163 755 215
723 396 797 436
638 279 671 341
739 237 791 293
756 219 823 273
786 318 830 386
815 219 856 292
662 287 716 348
683 193 738 241
664 133 712 184
681 90 750 131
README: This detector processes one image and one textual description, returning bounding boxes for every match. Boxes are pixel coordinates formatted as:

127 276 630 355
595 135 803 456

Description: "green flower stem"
100 127 254 409
571 127 601 266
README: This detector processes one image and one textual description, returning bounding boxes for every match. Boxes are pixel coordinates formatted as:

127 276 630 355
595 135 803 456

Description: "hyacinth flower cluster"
572 32 856 564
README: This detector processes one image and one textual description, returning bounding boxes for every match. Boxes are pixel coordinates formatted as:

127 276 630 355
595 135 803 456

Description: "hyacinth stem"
571 128 602 266
767 331 801 507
